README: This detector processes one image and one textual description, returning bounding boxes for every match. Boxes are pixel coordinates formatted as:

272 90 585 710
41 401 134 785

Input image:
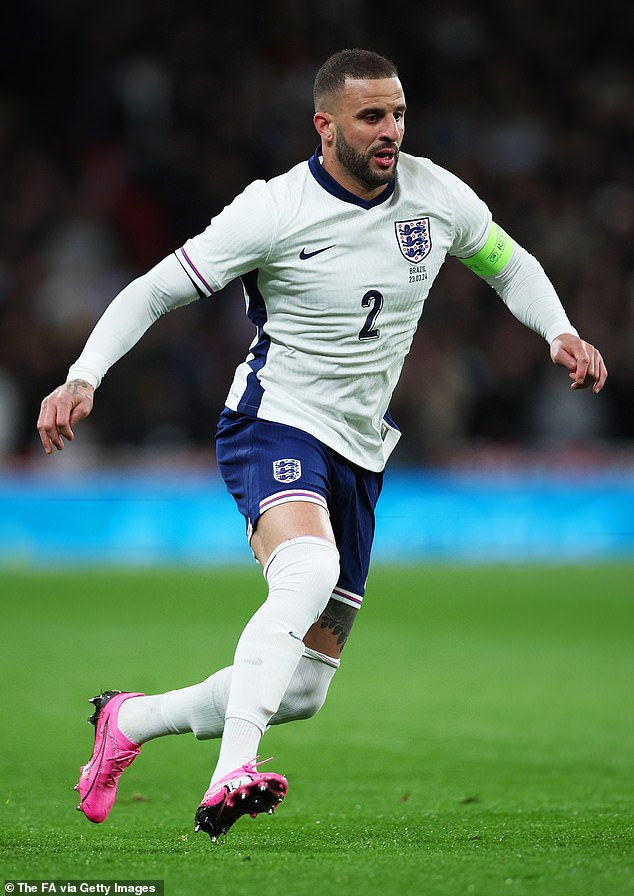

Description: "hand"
37 379 95 454
550 333 607 394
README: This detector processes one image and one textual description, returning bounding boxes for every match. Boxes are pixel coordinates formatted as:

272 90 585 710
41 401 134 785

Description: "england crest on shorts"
394 216 431 263
273 458 302 483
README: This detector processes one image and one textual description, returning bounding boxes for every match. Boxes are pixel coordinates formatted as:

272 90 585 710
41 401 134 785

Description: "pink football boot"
75 690 144 823
194 758 288 842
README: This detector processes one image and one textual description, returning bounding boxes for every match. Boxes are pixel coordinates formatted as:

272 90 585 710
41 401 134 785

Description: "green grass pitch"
1 564 632 896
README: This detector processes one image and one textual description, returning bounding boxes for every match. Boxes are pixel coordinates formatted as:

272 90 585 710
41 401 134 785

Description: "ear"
313 111 334 144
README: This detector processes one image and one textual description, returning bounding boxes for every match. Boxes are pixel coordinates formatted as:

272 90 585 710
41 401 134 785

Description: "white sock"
269 647 338 725
118 669 232 744
118 649 339 745
211 536 339 782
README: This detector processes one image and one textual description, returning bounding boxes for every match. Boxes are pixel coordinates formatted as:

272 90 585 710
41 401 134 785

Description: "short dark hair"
313 49 399 111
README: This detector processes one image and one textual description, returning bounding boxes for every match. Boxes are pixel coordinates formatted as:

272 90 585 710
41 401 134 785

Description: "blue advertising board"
1 470 633 566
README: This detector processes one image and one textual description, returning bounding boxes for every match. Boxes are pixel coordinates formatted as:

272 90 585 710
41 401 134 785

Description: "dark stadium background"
1 0 632 472
1 9 633 892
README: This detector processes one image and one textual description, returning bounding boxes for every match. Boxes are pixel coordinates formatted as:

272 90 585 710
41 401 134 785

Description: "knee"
302 537 340 599
264 536 340 621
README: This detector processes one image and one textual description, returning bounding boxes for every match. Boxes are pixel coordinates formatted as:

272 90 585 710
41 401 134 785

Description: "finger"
570 348 607 391
55 407 75 442
58 423 74 443
36 402 51 454
572 345 591 386
49 388 79 441
41 390 78 449
587 348 601 383
592 355 608 394
552 341 590 381
69 398 92 428
37 399 64 453
36 417 54 454
551 345 577 372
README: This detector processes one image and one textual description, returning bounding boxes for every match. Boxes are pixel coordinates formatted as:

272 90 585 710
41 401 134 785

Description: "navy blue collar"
308 147 395 209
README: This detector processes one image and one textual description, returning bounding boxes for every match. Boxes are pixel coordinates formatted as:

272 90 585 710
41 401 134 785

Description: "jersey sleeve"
175 180 278 296
443 169 492 260
66 254 199 389
439 165 577 343
481 242 578 344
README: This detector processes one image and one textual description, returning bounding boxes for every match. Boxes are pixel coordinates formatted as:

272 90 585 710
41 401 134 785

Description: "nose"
380 115 401 142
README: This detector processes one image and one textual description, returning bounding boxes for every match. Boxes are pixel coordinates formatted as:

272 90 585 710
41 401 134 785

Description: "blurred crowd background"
1 0 632 470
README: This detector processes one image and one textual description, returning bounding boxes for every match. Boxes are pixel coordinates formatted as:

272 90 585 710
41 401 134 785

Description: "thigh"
250 500 335 567
216 409 332 544
216 410 376 658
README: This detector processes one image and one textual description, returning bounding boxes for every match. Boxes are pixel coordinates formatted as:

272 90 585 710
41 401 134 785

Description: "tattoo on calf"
318 599 357 648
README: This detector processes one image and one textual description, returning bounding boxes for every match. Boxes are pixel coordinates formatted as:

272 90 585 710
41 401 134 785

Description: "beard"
335 131 399 190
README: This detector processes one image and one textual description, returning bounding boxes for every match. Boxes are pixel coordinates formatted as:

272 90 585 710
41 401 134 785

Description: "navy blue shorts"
215 408 383 609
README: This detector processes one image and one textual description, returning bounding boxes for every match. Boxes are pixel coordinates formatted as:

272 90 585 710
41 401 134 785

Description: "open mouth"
373 149 396 168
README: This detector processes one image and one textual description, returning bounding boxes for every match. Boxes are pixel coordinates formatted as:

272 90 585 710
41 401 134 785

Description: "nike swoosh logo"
299 245 336 260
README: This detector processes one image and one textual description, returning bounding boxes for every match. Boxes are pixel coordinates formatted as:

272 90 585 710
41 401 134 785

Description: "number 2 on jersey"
358 290 384 341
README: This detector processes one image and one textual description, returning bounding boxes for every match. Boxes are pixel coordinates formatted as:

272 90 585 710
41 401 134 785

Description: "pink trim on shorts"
332 585 363 609
258 489 328 516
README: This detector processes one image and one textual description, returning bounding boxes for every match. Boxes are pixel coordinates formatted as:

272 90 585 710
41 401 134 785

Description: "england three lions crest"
273 458 302 483
395 217 431 263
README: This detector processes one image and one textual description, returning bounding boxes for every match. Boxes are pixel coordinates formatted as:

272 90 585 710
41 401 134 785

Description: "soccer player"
37 49 607 842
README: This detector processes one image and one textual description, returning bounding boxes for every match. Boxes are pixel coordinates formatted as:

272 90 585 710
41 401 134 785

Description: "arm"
458 224 608 393
37 253 199 453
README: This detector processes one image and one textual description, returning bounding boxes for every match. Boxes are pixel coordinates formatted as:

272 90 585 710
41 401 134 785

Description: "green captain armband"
458 222 514 277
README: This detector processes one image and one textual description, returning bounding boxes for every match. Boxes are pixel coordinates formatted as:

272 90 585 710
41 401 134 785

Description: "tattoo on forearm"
318 598 357 648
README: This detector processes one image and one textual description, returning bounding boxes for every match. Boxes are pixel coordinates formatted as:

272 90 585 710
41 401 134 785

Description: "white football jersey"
176 149 491 472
